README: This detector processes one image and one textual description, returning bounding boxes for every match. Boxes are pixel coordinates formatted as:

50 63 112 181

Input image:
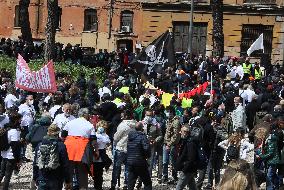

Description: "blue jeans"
162 145 177 180
267 165 279 190
111 150 128 187
176 171 197 190
149 145 162 178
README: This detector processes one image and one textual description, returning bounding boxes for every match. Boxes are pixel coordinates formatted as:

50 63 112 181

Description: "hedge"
0 55 106 87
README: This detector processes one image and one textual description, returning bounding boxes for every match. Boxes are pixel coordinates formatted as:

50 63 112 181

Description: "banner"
247 33 264 56
16 55 57 93
130 31 176 77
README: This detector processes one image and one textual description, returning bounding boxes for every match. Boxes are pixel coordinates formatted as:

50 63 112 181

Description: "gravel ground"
6 145 178 190
4 145 265 190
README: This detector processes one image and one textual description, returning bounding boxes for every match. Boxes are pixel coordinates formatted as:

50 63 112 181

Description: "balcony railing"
243 0 276 5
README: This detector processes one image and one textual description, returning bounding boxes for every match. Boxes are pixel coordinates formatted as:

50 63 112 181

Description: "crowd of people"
0 44 284 190
0 37 135 68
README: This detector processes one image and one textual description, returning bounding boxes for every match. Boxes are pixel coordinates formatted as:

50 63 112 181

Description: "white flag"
247 33 264 56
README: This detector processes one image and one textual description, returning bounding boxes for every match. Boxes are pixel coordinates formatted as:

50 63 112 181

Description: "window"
243 0 275 4
84 9 98 31
14 5 20 27
240 24 273 64
55 7 62 30
120 11 133 33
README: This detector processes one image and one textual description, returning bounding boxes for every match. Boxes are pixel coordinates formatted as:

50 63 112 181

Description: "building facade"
0 0 284 63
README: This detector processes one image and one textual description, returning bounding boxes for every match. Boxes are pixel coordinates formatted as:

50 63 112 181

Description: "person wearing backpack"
25 113 52 189
36 124 72 190
26 114 52 149
0 113 22 190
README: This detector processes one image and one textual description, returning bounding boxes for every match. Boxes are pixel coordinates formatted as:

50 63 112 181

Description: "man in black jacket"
176 129 199 190
127 122 152 190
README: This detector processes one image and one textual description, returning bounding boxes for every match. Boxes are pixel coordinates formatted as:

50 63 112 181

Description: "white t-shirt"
245 89 256 103
0 114 9 128
1 129 21 159
4 94 18 109
49 105 62 119
239 89 248 105
64 118 95 138
96 133 110 149
18 104 35 127
52 113 75 131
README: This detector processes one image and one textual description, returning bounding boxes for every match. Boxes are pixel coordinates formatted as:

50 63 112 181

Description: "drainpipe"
108 0 114 39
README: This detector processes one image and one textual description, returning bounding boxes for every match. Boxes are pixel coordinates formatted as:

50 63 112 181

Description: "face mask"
165 112 170 118
144 116 153 124
28 100 34 105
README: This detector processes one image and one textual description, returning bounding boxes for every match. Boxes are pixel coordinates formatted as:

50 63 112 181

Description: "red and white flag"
16 54 57 93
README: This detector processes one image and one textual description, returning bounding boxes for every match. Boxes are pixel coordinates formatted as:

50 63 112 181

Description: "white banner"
16 55 57 93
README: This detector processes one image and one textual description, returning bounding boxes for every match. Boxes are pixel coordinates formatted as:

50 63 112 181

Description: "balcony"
243 0 276 5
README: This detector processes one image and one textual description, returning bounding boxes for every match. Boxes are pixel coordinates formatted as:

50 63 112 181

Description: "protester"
0 113 22 190
52 103 75 132
175 126 198 190
63 108 97 189
1 42 284 190
18 94 36 162
111 109 136 190
162 106 180 183
127 122 152 190
36 124 72 190
93 122 112 190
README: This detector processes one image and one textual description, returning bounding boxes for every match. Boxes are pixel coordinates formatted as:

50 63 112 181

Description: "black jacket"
36 136 72 184
127 130 151 166
176 138 198 173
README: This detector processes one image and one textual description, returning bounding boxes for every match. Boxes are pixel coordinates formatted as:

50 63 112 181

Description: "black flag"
131 31 176 76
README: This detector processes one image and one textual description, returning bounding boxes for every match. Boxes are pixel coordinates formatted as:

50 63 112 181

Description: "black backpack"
37 141 60 170
227 144 240 161
0 127 10 151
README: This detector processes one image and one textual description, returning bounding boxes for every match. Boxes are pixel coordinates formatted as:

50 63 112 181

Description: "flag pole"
178 82 180 98
210 72 213 95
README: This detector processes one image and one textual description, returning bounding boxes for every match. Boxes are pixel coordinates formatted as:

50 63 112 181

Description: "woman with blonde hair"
219 127 254 163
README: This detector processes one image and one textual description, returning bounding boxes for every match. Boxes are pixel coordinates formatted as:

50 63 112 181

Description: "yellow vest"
243 63 252 74
255 69 261 79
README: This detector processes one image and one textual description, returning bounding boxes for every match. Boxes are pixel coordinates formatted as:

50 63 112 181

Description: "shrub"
0 55 106 87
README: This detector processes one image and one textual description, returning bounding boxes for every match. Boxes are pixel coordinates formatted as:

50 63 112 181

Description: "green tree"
211 0 224 57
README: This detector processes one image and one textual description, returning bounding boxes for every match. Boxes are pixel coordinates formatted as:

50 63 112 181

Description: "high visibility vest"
255 69 261 79
242 63 252 74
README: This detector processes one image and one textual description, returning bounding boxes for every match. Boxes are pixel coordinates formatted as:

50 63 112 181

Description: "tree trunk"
211 0 224 57
44 0 58 62
19 0 33 43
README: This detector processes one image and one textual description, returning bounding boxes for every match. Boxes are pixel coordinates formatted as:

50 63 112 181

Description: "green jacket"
260 134 280 166
164 116 181 146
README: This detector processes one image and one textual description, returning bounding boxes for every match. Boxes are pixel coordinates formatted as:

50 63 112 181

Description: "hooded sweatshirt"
113 120 137 153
